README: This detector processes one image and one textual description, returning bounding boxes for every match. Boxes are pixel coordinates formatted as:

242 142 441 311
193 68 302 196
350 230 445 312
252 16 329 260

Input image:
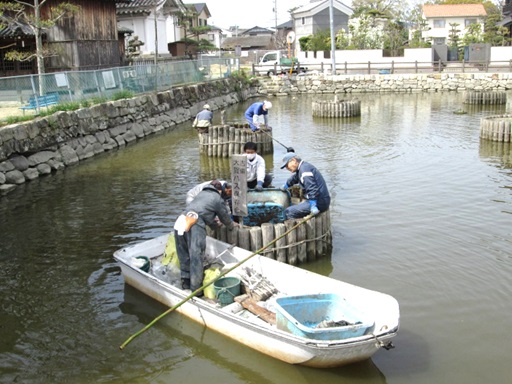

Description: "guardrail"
252 60 512 76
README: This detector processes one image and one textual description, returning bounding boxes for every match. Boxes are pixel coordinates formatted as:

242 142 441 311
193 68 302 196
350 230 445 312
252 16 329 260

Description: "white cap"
203 104 211 110
263 101 272 109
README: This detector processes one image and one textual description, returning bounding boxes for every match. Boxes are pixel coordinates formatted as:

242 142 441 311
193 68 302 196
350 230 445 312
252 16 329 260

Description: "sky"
202 0 311 30
201 0 422 31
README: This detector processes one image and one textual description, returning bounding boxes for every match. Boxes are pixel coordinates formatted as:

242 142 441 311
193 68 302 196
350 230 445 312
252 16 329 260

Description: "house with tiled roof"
0 0 130 76
221 26 275 51
173 2 212 43
422 4 487 45
291 0 353 53
117 0 186 55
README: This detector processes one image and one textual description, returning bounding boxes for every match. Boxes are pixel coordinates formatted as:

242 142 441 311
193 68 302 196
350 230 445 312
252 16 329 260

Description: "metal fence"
0 58 238 106
251 59 512 77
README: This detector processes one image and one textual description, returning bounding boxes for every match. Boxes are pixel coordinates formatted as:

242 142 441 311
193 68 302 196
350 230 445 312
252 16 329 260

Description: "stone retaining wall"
0 79 259 195
257 73 512 95
4 72 512 195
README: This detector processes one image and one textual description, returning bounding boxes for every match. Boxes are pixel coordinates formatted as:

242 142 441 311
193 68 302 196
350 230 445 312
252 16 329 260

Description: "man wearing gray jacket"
174 181 235 294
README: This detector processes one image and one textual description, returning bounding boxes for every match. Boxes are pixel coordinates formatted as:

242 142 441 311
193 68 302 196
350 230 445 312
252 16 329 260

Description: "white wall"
296 47 512 68
297 48 432 64
423 16 485 42
119 12 170 55
491 47 512 62
143 14 169 54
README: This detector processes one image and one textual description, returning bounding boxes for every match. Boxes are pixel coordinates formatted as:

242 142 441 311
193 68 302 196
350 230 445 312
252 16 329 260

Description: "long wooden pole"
119 214 315 350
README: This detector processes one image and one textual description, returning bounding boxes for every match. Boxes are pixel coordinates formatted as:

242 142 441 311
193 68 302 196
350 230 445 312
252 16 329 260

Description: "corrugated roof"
422 4 487 18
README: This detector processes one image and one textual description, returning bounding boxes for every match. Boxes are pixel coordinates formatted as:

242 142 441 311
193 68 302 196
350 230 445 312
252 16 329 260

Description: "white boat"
114 234 399 368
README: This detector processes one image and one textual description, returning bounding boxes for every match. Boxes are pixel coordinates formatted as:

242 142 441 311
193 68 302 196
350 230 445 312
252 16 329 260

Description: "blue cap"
280 153 297 169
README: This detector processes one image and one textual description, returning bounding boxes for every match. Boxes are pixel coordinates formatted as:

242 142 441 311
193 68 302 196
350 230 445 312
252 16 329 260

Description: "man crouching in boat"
280 153 330 219
173 181 236 295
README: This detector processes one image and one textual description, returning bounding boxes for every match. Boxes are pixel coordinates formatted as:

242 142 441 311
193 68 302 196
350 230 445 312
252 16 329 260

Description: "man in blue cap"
280 153 330 219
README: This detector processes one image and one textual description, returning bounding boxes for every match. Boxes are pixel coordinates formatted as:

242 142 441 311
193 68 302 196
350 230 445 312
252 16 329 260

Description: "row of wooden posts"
312 100 361 118
199 125 274 157
207 210 332 265
463 91 507 105
480 114 512 142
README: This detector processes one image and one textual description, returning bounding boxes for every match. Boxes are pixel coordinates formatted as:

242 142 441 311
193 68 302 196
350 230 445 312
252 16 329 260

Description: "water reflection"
479 140 512 168
120 284 387 384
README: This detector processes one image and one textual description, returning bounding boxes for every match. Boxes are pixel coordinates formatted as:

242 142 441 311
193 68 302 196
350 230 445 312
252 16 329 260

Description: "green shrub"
111 90 134 101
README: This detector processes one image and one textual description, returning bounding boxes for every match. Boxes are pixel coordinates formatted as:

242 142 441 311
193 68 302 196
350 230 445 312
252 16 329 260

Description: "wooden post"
306 216 316 262
274 223 287 263
261 223 275 259
249 226 263 253
315 213 324 257
207 128 213 157
238 227 250 251
231 154 248 218
227 225 238 245
285 219 298 265
296 220 307 264
228 126 235 157
234 128 241 155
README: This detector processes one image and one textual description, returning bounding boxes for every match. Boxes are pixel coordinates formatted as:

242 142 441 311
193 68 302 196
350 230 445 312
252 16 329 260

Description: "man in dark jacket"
280 153 330 219
174 181 235 294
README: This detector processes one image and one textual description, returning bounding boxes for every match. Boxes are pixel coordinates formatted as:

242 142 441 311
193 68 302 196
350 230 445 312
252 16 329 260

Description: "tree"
0 1 79 95
348 14 385 50
298 30 331 51
408 17 432 48
462 22 484 46
448 22 461 47
383 21 408 56
175 9 215 56
126 36 145 60
351 0 404 20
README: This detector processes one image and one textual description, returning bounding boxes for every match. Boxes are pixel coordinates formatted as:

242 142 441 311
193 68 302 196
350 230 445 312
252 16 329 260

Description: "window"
302 17 305 25
465 19 477 27
433 19 445 28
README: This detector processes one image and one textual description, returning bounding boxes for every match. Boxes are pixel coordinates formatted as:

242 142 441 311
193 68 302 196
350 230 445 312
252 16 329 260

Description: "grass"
0 91 135 128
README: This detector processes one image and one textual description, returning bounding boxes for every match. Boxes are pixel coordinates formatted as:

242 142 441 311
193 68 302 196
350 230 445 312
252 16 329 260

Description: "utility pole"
154 0 158 65
274 0 277 32
329 0 336 74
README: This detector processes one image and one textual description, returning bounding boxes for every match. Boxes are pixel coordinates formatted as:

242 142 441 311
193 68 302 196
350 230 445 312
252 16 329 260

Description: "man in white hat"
244 100 272 132
192 104 213 133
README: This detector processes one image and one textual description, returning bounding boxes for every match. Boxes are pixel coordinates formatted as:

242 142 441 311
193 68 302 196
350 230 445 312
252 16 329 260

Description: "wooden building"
0 0 130 77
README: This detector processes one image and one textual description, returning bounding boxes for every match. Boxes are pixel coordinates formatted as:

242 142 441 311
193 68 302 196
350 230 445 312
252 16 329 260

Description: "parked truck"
253 51 307 76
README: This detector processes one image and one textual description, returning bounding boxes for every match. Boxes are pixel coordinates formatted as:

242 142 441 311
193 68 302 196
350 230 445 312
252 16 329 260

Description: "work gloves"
255 181 263 192
309 200 320 216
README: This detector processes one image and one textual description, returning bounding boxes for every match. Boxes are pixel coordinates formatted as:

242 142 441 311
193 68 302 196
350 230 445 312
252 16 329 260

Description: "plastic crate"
275 293 374 340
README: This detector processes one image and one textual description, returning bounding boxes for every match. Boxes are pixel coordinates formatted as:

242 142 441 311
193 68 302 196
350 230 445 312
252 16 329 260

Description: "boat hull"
114 235 399 368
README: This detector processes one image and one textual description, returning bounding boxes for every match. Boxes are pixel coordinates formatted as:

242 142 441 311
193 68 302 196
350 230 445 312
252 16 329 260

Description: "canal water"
1 92 511 383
